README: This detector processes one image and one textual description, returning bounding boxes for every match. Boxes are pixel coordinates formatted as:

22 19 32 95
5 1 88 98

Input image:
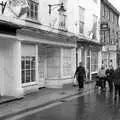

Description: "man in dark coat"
105 65 114 92
74 62 86 90
114 66 120 98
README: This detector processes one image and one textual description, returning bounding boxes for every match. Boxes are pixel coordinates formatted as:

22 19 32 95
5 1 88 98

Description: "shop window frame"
21 56 36 85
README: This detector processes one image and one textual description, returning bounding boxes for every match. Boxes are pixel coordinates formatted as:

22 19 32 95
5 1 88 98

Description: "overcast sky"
108 0 120 12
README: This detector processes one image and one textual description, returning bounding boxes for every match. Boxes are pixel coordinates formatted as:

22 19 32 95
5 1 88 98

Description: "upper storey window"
58 0 67 30
27 0 38 20
105 6 109 20
79 6 85 34
59 14 67 30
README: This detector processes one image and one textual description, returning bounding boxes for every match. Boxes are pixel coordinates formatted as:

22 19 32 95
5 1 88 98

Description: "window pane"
26 70 30 83
31 57 35 69
79 21 84 33
26 57 30 69
21 56 36 83
22 70 25 83
22 59 25 70
27 1 38 20
31 70 35 82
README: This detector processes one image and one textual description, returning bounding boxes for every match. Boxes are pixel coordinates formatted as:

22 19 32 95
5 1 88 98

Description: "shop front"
38 45 76 88
102 45 117 69
77 39 102 81
0 20 76 97
0 20 24 98
17 26 76 95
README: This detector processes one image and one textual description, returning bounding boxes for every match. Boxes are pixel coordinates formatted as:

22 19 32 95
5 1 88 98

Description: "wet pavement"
0 82 95 120
17 89 120 120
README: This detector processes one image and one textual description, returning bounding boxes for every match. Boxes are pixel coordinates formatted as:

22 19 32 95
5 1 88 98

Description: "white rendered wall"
0 38 23 97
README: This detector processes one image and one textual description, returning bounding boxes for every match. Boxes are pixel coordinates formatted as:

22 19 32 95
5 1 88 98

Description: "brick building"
100 0 120 68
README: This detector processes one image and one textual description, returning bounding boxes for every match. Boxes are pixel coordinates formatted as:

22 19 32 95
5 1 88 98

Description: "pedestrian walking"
98 65 106 91
105 65 114 92
74 62 86 90
113 66 120 99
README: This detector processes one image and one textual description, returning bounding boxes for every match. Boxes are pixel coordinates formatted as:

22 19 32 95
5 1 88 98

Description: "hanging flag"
89 22 97 39
8 0 29 18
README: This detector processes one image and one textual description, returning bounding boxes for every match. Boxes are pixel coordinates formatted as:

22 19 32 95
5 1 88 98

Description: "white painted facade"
71 0 102 80
0 0 77 97
0 0 102 97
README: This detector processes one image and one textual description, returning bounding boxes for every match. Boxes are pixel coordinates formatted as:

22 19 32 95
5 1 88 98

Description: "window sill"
79 33 84 36
22 82 37 87
58 28 68 32
62 76 73 79
24 18 41 25
91 71 98 74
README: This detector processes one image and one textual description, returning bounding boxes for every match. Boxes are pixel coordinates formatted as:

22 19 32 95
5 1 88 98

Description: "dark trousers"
77 76 84 88
107 79 113 92
114 84 120 96
99 77 105 89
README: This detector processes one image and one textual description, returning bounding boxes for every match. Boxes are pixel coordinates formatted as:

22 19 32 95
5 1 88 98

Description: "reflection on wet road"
18 89 120 120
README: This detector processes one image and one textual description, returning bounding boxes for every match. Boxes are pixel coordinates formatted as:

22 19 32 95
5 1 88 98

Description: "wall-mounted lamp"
0 1 7 14
48 2 66 15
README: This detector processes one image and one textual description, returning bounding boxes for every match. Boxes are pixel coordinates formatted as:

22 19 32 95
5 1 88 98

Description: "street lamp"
48 2 66 15
0 1 7 14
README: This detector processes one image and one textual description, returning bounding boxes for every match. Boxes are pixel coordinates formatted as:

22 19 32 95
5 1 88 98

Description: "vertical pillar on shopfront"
90 49 92 81
84 49 87 73
60 48 63 78
13 41 24 98
44 51 47 86
0 40 5 96
76 47 78 67
35 45 39 86
72 48 76 78
3 40 24 98
78 48 82 64
98 50 102 69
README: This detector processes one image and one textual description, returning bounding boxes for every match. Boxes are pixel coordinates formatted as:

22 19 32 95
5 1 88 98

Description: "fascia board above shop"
76 35 102 48
0 15 25 35
17 25 77 47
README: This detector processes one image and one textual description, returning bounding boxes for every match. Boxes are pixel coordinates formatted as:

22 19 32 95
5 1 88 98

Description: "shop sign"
101 23 109 31
102 45 117 51
107 45 117 51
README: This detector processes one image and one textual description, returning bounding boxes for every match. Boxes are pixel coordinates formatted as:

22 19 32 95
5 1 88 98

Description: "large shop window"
47 47 60 78
21 44 36 84
63 48 72 77
91 51 98 72
21 56 36 83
